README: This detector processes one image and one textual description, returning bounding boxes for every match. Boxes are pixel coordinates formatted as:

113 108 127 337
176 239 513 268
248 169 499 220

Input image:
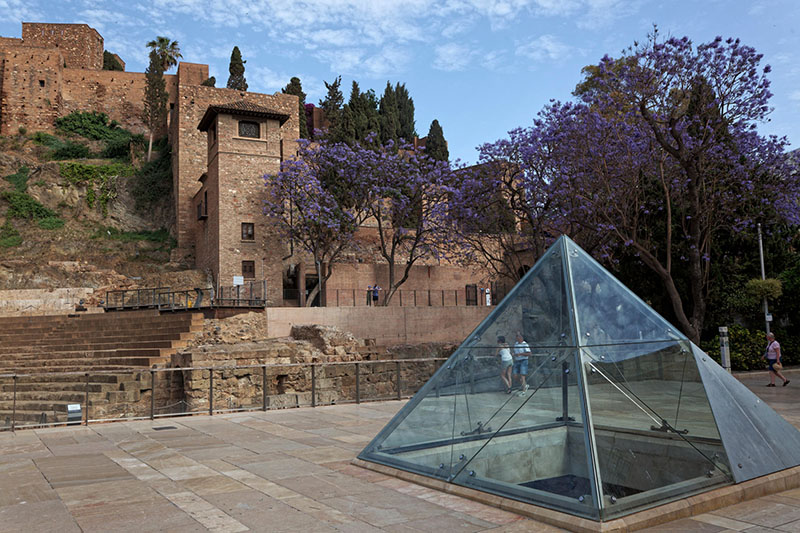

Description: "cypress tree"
142 49 168 162
395 83 416 142
226 46 248 91
282 77 309 139
319 76 344 132
425 119 448 161
102 51 123 71
379 81 399 146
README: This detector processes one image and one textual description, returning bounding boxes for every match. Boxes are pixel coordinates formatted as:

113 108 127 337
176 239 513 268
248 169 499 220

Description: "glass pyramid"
359 236 800 520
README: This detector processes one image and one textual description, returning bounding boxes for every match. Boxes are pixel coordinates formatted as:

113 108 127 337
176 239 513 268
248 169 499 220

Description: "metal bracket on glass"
650 418 689 435
460 421 492 436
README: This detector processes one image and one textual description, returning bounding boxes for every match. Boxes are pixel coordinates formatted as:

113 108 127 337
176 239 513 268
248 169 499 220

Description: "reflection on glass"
360 236 735 521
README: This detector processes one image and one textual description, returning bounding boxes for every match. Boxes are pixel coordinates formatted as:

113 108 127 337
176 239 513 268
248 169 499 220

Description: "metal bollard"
209 370 214 416
84 373 90 426
11 374 17 432
396 361 402 400
719 326 731 373
355 362 360 404
150 369 156 420
262 365 268 411
311 365 316 407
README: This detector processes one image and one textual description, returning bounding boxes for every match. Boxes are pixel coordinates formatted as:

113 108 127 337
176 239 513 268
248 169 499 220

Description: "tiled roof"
198 101 291 131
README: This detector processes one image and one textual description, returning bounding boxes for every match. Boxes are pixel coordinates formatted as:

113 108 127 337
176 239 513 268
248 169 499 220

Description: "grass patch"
4 166 29 193
37 216 65 230
33 132 91 160
0 220 21 248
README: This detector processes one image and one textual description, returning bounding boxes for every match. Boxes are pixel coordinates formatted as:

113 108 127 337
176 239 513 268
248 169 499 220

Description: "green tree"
142 49 168 162
226 46 248 91
425 119 448 161
200 76 216 87
319 76 344 132
145 36 182 72
379 82 399 146
282 77 309 139
394 82 416 141
332 81 381 145
102 51 123 71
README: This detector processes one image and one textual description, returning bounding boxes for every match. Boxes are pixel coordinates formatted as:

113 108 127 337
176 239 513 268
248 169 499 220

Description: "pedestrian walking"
762 332 790 387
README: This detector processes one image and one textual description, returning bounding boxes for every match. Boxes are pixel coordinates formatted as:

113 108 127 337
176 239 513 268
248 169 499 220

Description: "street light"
757 223 772 335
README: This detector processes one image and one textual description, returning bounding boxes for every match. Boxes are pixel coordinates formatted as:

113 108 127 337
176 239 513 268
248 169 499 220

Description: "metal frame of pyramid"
358 235 800 521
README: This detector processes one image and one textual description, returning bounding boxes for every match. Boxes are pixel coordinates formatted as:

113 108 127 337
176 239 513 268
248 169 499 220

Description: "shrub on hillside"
60 162 133 216
131 143 172 212
1 190 58 220
55 111 141 161
3 166 29 192
37 216 65 230
33 131 92 160
0 220 21 248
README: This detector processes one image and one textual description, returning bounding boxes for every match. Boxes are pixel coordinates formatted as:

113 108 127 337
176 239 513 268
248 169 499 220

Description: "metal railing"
329 288 485 307
0 357 447 432
104 282 268 311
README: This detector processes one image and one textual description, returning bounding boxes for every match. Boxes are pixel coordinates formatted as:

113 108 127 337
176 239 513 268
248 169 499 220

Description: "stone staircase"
0 310 203 426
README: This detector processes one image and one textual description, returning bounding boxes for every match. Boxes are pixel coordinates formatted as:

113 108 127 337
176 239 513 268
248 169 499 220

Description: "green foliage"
282 77 309 139
746 278 783 301
33 131 91 160
226 46 248 91
0 220 21 248
143 49 169 141
701 324 800 371
394 82 416 141
201 76 216 87
37 216 64 230
379 81 399 146
319 76 343 128
55 111 138 161
1 190 57 220
102 51 124 71
425 119 449 161
4 166 29 192
60 162 133 216
131 144 172 212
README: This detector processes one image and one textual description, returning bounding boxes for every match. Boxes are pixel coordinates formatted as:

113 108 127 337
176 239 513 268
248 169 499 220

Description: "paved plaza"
1 370 800 532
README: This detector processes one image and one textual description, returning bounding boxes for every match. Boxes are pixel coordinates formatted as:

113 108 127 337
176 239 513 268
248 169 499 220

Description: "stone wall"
61 69 178 135
0 45 63 135
170 332 449 412
21 23 103 70
0 287 97 316
265 305 491 345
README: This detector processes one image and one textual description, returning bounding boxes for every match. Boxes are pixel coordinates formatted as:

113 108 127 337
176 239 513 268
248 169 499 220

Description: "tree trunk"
147 131 154 162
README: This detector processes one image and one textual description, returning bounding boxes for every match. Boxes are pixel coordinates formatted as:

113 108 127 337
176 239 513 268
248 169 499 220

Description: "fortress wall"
61 69 178 135
0 46 62 135
22 23 103 70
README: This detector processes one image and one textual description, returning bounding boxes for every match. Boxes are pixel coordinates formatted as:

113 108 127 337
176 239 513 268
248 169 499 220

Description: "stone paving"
0 370 799 532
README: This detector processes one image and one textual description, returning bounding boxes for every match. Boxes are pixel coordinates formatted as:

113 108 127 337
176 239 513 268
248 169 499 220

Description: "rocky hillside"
0 117 206 293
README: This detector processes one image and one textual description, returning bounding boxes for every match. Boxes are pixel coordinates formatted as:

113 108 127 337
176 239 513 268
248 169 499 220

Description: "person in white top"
496 335 513 394
513 331 531 396
762 332 789 387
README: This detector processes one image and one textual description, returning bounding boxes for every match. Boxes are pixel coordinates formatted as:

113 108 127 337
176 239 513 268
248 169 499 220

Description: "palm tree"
146 36 182 72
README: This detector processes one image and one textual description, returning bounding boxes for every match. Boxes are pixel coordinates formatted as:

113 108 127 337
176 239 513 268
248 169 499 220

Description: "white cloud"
515 34 571 62
0 0 41 23
433 43 475 72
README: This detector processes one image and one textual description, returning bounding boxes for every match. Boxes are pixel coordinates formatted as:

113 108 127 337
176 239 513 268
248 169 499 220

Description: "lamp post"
757 223 771 335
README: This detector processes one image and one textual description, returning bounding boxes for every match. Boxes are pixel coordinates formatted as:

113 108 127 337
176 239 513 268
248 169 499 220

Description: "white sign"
766 313 773 322
233 276 244 286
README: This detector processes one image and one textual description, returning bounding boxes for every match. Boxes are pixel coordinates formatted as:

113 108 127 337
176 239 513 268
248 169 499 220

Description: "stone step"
0 398 109 413
0 381 120 393
0 390 107 402
1 373 137 384
0 325 200 344
0 339 187 356
0 409 73 424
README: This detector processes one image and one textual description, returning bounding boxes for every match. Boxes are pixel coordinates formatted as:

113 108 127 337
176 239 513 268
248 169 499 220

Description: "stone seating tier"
0 310 203 427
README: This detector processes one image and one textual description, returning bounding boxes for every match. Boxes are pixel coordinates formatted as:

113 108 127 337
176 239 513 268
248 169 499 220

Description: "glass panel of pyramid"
360 235 800 520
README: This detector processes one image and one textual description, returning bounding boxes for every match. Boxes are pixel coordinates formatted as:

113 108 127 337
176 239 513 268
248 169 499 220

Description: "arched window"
238 120 259 138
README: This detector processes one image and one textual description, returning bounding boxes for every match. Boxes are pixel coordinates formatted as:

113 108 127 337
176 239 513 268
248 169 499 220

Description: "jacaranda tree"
465 31 799 343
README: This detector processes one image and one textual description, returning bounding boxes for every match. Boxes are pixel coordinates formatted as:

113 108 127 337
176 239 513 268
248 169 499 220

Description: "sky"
2 0 799 164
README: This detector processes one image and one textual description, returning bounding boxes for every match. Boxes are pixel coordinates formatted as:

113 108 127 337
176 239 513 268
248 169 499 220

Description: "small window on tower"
241 222 254 241
242 261 255 279
238 120 259 138
39 80 45 87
